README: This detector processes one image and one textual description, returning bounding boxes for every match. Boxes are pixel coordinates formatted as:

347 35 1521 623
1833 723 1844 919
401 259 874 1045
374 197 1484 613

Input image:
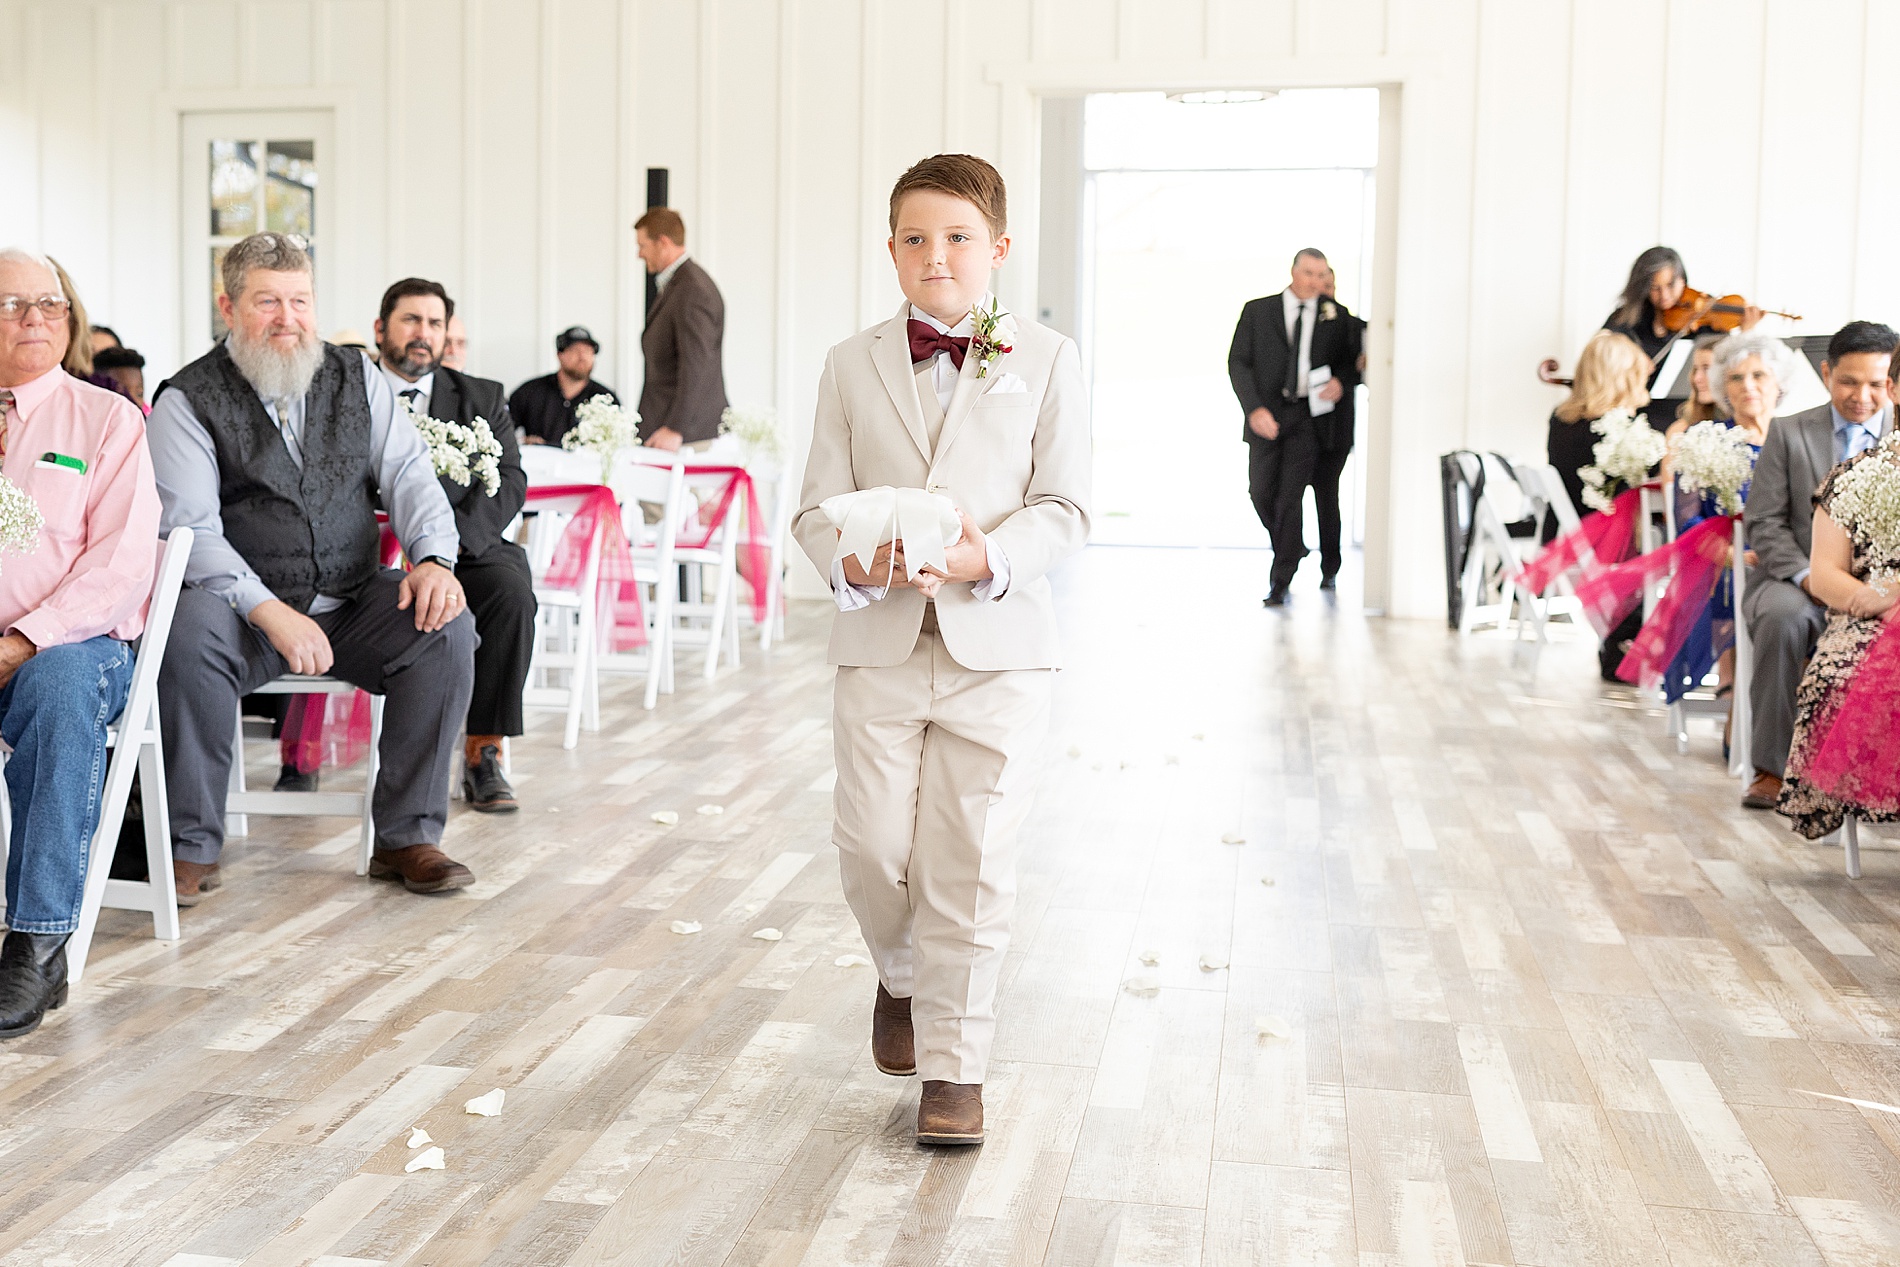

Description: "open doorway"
1044 89 1380 563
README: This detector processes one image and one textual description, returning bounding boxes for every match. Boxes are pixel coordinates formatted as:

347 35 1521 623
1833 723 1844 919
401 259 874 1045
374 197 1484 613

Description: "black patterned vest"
158 342 381 612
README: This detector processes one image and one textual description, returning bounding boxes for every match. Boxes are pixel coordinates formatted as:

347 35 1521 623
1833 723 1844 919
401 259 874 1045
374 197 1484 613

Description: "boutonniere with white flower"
1320 301 1338 322
0 472 43 571
401 395 503 496
969 297 1016 380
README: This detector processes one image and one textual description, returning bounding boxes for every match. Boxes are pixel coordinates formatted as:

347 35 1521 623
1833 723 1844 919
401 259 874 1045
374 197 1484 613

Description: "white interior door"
179 110 335 359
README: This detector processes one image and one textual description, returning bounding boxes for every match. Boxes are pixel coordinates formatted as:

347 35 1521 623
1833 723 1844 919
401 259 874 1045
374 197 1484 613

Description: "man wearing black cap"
510 326 620 447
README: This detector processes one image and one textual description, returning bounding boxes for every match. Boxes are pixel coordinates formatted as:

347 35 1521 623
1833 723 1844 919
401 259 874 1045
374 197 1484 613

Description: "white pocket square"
985 372 1030 395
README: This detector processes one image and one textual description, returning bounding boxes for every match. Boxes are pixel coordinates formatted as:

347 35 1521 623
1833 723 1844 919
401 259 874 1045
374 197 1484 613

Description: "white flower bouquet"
719 405 782 465
562 395 642 482
1578 408 1667 513
402 397 502 496
1825 434 1900 562
0 472 42 569
1670 420 1756 516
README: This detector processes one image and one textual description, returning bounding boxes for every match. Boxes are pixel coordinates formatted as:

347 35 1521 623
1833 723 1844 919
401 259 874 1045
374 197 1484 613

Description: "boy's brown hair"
888 154 1007 240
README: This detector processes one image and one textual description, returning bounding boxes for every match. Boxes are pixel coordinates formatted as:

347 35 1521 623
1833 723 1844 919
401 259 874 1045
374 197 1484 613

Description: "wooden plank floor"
13 545 1900 1265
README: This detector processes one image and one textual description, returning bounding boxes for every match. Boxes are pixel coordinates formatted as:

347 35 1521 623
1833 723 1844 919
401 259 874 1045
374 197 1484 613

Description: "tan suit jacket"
794 303 1092 671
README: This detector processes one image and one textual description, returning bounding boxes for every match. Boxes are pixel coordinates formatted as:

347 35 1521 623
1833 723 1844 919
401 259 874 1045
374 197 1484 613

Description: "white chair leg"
139 742 180 940
68 736 143 987
356 696 384 877
704 568 733 681
1844 814 1863 881
226 709 249 838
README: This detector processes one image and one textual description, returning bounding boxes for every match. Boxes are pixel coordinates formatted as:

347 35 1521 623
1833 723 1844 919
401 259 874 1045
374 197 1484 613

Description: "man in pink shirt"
0 248 160 1038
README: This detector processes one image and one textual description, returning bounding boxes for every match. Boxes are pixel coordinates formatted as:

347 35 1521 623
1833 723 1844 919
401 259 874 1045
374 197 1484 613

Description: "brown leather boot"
173 860 222 907
872 984 915 1076
1742 771 1783 810
368 845 474 894
916 1080 984 1146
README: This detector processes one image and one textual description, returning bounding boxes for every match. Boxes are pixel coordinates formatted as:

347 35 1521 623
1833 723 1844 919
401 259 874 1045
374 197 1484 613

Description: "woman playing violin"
1605 248 1765 426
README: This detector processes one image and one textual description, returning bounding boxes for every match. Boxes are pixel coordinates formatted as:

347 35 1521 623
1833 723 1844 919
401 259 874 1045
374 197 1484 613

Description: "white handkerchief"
985 372 1030 395
822 486 962 579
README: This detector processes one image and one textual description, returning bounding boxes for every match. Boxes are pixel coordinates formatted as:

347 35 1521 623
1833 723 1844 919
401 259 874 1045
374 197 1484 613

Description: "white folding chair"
226 678 386 877
522 489 607 748
671 465 746 681
757 462 796 652
1666 517 1746 755
601 449 687 709
1843 815 1864 880
57 529 194 986
1506 461 1585 642
1728 531 1753 780
1456 453 1536 635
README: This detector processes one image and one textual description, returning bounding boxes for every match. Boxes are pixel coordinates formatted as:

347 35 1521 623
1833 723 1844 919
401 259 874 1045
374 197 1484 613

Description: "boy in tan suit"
793 155 1091 1145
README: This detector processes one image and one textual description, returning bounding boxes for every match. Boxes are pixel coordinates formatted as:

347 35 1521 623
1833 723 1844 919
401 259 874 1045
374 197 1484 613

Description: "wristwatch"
420 555 456 571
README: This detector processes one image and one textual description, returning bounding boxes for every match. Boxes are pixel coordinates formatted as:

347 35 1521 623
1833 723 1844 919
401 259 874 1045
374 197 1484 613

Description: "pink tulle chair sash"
529 483 648 651
679 464 773 624
1518 488 1642 596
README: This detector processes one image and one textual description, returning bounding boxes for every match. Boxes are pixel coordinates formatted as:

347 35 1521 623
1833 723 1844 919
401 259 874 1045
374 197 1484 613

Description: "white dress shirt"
654 252 689 294
382 364 434 415
829 298 1012 611
1281 289 1317 399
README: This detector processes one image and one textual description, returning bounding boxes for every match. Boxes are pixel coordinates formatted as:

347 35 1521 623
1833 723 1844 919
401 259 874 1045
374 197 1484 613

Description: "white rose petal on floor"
1123 975 1161 996
406 1127 433 1148
1199 954 1229 972
670 921 702 935
405 1146 446 1172
696 804 724 816
1255 1015 1291 1040
751 927 783 941
1137 949 1160 966
650 811 680 825
463 1089 506 1116
834 954 872 967
1220 832 1245 845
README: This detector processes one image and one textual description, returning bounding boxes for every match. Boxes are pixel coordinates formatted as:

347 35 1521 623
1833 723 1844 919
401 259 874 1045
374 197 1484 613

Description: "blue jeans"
0 637 134 934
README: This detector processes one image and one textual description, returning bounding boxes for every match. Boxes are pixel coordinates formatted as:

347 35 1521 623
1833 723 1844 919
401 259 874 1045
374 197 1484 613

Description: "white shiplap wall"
1 0 1895 617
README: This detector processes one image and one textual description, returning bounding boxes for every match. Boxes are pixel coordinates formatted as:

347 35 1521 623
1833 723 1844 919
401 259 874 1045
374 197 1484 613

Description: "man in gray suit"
1740 320 1895 808
634 207 729 452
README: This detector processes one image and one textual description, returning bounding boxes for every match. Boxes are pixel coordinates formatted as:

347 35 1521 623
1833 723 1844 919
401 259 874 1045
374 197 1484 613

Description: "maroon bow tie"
908 320 969 369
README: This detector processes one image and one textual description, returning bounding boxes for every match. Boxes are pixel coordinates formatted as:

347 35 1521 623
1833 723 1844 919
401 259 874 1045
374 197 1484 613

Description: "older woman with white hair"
1708 329 1802 441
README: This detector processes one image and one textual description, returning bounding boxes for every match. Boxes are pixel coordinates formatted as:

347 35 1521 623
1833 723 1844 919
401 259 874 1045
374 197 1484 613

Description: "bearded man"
375 277 532 812
147 232 479 902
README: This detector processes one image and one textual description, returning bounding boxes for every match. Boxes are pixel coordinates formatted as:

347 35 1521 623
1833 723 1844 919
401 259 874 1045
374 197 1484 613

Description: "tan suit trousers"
832 609 1052 1084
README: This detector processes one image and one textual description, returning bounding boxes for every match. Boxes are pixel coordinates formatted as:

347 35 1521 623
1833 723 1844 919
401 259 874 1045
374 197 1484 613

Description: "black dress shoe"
1319 574 1338 591
0 931 69 1039
1263 584 1291 608
274 763 319 793
463 745 519 813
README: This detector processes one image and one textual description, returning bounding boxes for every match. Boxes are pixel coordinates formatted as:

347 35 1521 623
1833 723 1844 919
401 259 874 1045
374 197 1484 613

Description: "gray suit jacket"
1744 403 1837 583
638 258 729 444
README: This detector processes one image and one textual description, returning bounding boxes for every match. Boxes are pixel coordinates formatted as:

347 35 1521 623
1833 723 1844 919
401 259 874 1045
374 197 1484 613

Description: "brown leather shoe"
872 984 915 1076
917 1080 984 1146
1742 771 1783 810
173 860 222 907
368 845 474 894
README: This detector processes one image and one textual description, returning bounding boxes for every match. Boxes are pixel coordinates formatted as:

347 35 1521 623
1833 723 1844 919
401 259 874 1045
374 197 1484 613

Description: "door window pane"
265 141 317 235
210 141 259 237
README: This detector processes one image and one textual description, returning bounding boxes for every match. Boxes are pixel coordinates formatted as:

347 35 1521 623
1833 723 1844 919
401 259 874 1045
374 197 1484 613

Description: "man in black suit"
635 208 729 450
1228 248 1363 605
376 278 535 811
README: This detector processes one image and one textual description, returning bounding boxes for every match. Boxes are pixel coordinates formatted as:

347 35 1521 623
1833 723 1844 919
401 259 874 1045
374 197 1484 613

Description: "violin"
1659 286 1800 333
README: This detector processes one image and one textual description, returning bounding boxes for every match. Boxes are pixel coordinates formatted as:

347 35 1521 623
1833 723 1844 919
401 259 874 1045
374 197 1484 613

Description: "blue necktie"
1843 423 1874 462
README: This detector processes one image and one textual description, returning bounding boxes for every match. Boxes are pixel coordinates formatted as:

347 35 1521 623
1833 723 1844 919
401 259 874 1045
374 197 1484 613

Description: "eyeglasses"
258 232 309 252
0 295 71 323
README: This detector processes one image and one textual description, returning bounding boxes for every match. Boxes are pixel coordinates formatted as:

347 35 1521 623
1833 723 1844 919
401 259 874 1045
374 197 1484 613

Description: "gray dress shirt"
149 345 459 618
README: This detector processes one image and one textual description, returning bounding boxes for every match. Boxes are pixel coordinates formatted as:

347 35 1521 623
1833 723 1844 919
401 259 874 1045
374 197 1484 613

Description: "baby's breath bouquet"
1670 420 1756 515
0 472 42 569
719 405 782 465
401 397 502 496
1825 435 1900 568
1578 408 1667 512
563 396 642 483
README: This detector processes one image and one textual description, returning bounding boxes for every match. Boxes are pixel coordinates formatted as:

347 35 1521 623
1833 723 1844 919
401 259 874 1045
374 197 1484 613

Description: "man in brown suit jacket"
635 208 728 451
